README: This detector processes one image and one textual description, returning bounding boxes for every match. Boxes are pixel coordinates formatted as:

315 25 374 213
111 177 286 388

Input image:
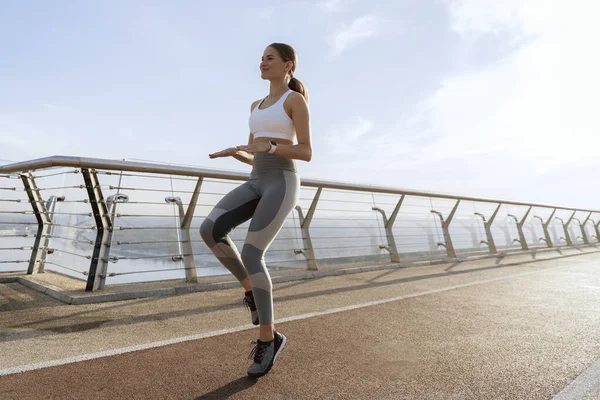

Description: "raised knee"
199 219 215 244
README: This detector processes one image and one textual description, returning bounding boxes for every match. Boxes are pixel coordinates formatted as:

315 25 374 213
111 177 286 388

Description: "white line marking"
552 358 600 400
0 263 587 376
0 325 257 376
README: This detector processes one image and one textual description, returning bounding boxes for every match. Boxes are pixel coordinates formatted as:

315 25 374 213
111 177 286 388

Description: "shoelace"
248 340 269 363
243 295 256 311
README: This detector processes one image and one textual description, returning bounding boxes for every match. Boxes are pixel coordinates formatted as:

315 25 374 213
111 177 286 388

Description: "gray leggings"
200 153 300 325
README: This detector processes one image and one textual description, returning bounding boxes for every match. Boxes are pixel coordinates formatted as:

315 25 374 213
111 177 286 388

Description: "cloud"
314 0 600 206
376 0 599 176
325 116 374 154
329 15 381 56
445 0 552 37
317 0 348 13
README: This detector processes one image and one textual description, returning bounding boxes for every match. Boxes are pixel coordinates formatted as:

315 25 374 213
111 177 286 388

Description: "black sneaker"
273 330 287 364
247 331 286 378
247 339 273 377
243 291 259 326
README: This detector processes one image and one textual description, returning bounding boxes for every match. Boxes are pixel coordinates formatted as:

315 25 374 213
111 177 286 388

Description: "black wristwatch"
268 140 277 154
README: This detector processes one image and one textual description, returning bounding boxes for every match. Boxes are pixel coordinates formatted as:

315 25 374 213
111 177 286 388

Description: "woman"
200 42 312 378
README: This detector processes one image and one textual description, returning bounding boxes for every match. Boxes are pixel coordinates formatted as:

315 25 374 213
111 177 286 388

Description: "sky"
1 0 599 210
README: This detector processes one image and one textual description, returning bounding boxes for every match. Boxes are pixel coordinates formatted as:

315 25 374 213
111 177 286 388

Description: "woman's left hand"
235 143 270 154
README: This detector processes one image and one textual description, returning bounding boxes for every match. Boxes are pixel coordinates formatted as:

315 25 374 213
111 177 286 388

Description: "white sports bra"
248 90 295 142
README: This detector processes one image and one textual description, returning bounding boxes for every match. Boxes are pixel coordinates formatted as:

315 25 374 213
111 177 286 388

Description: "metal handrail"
1 155 598 212
1 155 599 292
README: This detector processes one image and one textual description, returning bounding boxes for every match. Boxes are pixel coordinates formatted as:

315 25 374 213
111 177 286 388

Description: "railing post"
39 195 65 270
81 168 111 291
295 187 321 271
100 193 129 288
372 195 404 263
533 208 556 248
474 203 501 254
574 212 592 245
431 199 460 258
166 177 203 283
555 210 576 246
590 218 600 243
508 206 532 250
20 173 51 275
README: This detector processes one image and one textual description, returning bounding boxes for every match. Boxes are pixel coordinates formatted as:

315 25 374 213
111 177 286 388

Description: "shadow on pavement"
195 376 257 399
2 248 599 344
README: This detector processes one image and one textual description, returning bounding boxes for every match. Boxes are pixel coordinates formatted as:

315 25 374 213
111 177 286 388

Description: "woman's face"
260 46 290 80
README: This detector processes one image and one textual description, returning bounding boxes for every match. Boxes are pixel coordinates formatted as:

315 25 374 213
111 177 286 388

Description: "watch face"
270 140 277 146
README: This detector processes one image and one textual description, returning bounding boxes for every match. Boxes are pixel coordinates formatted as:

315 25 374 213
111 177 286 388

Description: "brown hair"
268 42 309 102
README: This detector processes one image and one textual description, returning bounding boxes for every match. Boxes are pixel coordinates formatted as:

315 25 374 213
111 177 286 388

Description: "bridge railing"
1 156 599 291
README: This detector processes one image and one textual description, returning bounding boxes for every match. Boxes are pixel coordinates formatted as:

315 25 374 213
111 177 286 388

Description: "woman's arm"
232 133 255 165
272 93 312 161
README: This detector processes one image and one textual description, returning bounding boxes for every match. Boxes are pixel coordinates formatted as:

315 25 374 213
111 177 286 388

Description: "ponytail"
288 77 309 103
268 42 308 103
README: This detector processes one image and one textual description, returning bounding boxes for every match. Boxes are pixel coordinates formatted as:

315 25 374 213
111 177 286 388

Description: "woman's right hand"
209 147 238 159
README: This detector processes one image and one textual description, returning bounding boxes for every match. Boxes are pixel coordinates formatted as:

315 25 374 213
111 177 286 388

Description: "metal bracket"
430 199 460 258
508 206 532 250
474 203 501 254
372 195 404 262
163 177 202 283
555 210 576 246
573 212 592 245
533 208 556 248
38 195 65 271
98 193 129 284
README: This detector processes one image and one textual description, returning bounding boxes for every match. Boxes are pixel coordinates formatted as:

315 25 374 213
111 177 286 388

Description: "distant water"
0 218 588 285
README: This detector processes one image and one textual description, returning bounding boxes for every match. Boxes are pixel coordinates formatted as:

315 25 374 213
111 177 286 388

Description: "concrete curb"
17 277 74 304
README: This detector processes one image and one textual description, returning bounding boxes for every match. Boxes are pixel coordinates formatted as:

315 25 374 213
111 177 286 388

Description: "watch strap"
268 141 277 154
